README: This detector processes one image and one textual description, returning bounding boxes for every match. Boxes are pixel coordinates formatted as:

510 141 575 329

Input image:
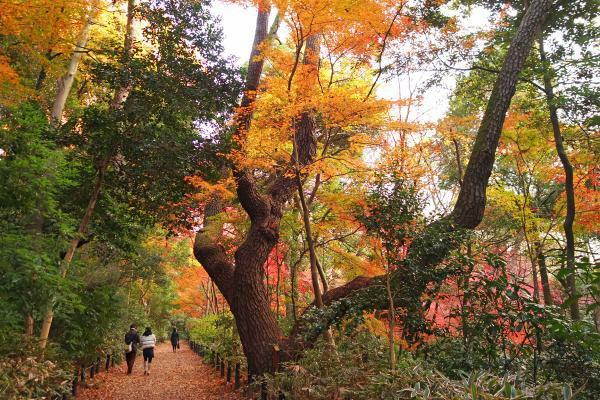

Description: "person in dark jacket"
170 327 179 353
124 324 141 374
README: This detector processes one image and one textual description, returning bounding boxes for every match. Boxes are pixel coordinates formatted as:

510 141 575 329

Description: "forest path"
78 342 241 400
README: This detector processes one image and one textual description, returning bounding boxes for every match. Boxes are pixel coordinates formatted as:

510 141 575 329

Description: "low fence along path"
78 341 241 400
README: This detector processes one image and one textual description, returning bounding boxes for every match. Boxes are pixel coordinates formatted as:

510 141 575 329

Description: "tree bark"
295 34 324 307
193 5 281 377
25 314 34 336
51 17 93 124
450 0 553 229
538 34 579 320
110 0 136 109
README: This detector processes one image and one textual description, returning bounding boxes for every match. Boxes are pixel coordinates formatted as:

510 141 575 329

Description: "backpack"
124 332 135 353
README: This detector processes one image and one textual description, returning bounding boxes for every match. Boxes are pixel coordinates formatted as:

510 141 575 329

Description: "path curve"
78 342 241 400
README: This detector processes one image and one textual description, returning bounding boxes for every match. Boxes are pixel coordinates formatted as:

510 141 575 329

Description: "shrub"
188 313 243 362
265 332 572 400
0 337 72 400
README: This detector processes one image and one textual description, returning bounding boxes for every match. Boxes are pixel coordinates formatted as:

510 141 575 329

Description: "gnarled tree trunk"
193 0 554 376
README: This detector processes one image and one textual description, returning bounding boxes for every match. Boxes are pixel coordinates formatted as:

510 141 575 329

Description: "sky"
210 1 490 124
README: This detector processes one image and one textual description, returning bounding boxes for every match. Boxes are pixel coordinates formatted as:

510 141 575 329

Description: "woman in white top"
140 327 157 375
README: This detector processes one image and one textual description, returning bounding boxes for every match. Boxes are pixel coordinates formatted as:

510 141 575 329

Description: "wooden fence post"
71 369 79 396
105 354 110 371
272 344 280 372
220 358 225 377
80 364 86 384
226 361 232 383
234 362 241 389
260 380 268 400
96 357 101 373
89 363 95 379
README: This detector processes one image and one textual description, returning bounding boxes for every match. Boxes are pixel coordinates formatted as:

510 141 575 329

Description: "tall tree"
38 0 138 348
194 0 555 375
537 35 579 320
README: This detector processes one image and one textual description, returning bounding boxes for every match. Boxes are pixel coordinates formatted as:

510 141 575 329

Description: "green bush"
0 337 72 400
188 313 243 362
265 332 572 400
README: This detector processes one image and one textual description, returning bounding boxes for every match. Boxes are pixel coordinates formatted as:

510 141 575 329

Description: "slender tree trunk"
38 0 137 348
51 17 93 124
538 35 579 320
297 175 324 307
384 256 396 369
290 253 299 322
315 258 329 293
526 236 541 302
275 244 281 317
110 0 136 109
294 34 323 306
25 314 34 336
536 242 553 306
34 50 51 91
39 157 108 347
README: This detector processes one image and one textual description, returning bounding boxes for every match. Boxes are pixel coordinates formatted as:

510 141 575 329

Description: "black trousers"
125 351 136 374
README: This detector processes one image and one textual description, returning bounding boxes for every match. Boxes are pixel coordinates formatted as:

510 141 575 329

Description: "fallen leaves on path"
78 342 243 400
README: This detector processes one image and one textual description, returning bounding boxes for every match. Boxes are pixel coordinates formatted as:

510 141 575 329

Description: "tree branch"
286 0 556 353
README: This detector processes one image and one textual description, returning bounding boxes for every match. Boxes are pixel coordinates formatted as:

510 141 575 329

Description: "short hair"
130 324 137 329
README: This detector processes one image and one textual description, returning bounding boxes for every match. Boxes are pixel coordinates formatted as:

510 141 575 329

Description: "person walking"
124 324 140 375
140 327 157 375
170 327 180 353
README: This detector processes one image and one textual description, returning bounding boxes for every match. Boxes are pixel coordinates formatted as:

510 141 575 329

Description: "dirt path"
78 342 241 400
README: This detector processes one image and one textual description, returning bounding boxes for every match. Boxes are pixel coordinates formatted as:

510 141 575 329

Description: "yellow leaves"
185 175 236 205
0 0 93 53
237 49 391 172
0 55 18 85
0 0 107 103
0 54 27 105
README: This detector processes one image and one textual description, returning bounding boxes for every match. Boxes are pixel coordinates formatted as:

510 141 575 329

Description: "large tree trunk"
193 3 324 375
538 35 579 320
193 5 281 377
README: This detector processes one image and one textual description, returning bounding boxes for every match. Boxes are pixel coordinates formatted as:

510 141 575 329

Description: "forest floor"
77 342 242 400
